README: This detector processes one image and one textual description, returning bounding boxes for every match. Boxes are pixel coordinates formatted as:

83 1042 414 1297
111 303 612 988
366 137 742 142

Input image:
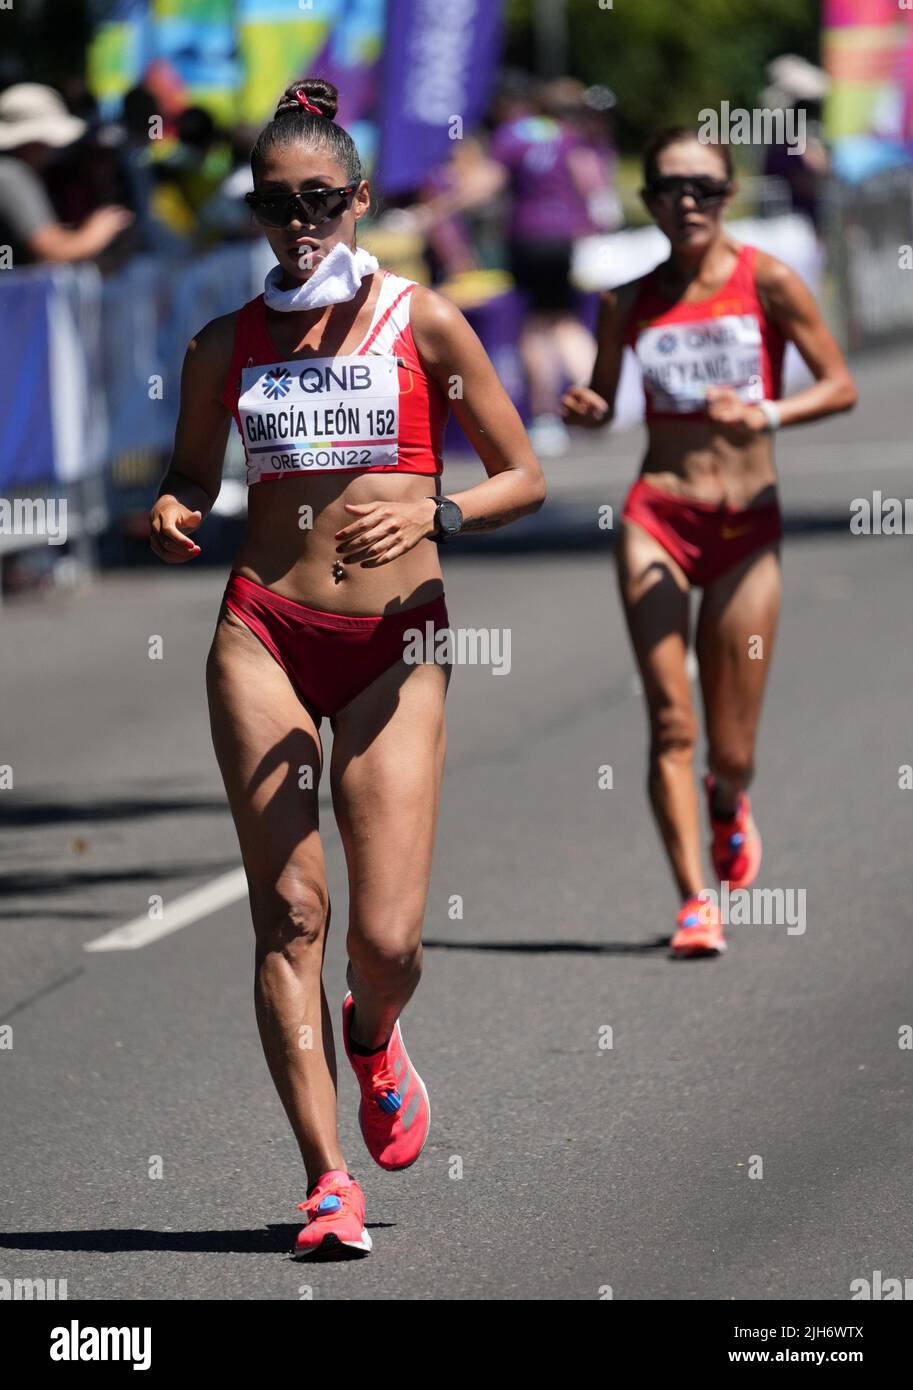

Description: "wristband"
757 399 781 432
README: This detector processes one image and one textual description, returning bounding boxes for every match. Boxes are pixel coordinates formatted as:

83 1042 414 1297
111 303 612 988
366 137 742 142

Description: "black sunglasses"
245 184 358 228
644 175 730 207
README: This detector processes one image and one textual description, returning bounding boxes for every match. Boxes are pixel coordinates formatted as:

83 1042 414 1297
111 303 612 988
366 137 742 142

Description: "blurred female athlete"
563 128 856 957
150 77 544 1255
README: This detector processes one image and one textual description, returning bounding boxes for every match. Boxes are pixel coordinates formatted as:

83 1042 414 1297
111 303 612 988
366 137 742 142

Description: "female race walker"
562 127 856 958
150 77 545 1256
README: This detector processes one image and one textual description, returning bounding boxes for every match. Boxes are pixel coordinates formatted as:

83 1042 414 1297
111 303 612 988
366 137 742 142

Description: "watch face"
438 499 462 536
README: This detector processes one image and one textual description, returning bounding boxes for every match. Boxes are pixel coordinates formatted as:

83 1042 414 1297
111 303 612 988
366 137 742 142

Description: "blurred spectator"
142 59 186 138
761 55 830 230
563 83 623 236
414 137 505 282
118 83 185 255
42 84 139 272
196 122 262 242
0 84 133 266
486 76 608 456
150 105 233 246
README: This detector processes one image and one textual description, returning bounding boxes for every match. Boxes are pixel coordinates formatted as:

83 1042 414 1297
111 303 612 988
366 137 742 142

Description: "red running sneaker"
342 992 431 1171
670 892 726 958
293 1170 372 1260
705 774 762 889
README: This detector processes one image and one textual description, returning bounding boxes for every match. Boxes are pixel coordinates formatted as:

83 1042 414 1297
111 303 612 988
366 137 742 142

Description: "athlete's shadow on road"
422 938 672 955
0 1225 394 1256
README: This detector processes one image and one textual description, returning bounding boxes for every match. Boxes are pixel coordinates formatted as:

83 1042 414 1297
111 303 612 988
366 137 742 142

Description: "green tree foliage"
505 0 820 154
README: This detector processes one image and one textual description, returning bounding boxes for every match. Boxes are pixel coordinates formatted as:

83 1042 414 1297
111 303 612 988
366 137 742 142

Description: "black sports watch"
428 494 463 542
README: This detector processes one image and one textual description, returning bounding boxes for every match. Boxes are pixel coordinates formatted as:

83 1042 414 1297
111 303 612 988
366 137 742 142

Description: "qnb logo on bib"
262 368 293 400
637 314 764 412
240 354 400 479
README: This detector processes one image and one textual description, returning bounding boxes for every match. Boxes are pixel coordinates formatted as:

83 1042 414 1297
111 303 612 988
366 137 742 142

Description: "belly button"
332 561 345 582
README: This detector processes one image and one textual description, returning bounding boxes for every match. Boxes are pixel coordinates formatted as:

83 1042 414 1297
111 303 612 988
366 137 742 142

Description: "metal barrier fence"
0 243 271 581
826 166 913 351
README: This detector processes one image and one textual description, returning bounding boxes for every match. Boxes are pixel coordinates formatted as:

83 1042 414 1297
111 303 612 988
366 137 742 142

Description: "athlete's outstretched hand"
561 384 610 428
705 387 768 439
149 498 203 563
335 498 438 567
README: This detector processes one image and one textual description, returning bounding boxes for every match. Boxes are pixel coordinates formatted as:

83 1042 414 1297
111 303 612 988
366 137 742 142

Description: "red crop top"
623 243 785 421
220 269 448 483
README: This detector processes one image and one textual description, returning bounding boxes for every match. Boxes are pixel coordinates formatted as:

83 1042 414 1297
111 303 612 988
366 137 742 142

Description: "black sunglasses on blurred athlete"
245 184 358 228
644 175 730 206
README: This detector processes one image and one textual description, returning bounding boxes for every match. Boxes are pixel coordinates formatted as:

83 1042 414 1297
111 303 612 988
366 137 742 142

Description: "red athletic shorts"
621 476 782 587
222 571 449 720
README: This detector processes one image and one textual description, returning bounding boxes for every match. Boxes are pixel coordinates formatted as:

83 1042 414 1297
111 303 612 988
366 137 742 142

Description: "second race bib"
635 315 765 414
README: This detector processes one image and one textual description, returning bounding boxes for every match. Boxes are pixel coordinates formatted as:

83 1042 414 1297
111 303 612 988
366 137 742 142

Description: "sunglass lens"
253 198 292 227
649 176 727 203
307 190 350 223
250 187 353 227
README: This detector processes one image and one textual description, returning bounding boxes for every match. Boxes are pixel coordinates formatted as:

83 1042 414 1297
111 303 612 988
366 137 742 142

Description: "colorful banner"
89 0 239 122
235 0 332 124
823 0 913 179
375 0 504 194
89 0 388 127
87 0 152 114
311 0 386 128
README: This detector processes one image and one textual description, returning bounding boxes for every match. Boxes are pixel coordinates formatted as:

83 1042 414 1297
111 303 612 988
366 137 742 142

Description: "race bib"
239 354 399 481
635 315 765 414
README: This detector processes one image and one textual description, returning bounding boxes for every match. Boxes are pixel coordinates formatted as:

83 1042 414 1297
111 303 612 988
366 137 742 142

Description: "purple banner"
376 0 504 194
0 274 54 488
311 0 386 128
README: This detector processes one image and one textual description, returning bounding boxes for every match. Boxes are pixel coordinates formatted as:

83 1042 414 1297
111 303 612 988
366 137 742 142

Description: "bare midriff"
232 471 444 615
639 418 778 511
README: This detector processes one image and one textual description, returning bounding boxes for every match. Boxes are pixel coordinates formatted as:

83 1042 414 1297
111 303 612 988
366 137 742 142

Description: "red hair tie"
288 87 324 117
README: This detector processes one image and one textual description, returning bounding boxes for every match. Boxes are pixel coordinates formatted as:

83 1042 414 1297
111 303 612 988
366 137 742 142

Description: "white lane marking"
84 867 248 952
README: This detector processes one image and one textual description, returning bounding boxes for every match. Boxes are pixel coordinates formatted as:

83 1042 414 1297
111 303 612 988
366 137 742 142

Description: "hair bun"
274 77 338 122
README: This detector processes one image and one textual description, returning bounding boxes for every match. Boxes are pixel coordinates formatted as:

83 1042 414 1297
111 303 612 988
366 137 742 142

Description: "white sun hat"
765 56 830 104
0 84 87 151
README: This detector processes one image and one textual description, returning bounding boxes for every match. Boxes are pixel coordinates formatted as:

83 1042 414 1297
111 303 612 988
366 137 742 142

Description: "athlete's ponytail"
250 76 363 185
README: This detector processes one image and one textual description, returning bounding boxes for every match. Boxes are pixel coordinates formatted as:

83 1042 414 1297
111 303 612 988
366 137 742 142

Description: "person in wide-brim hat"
0 83 87 151
0 83 133 264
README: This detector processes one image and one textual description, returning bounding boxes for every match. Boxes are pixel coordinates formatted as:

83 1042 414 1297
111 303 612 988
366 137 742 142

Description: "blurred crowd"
0 65 267 272
0 57 830 453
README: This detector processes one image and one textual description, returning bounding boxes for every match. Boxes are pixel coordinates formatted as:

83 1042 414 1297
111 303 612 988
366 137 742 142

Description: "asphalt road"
1 352 911 1301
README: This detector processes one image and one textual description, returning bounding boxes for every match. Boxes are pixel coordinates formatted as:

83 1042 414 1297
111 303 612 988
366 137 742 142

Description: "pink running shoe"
670 892 726 959
342 992 431 1171
293 1170 372 1260
705 774 762 890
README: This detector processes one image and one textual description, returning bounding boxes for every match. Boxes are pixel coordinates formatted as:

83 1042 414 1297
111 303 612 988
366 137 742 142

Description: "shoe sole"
670 940 727 959
292 1229 373 1261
